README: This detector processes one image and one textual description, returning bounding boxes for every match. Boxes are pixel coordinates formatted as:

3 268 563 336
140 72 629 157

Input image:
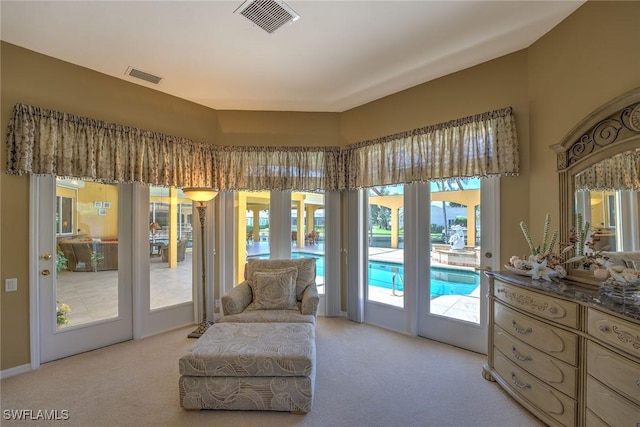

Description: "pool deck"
247 241 480 323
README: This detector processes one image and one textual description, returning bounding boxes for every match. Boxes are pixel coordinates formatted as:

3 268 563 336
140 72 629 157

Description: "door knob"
41 253 52 260
41 269 51 276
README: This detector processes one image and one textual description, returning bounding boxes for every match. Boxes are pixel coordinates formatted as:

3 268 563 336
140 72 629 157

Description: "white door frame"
363 185 411 335
31 176 133 366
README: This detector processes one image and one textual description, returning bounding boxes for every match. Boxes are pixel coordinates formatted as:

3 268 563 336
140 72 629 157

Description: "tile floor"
56 252 193 328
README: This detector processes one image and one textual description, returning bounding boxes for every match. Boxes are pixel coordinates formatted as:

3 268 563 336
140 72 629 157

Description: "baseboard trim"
1 363 31 379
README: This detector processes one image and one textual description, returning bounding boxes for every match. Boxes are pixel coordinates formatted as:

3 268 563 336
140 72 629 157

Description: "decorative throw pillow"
245 258 316 301
250 267 298 310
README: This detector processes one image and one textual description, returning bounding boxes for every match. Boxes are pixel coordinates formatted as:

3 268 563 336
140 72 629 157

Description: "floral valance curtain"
575 149 640 191
6 103 519 191
341 108 519 188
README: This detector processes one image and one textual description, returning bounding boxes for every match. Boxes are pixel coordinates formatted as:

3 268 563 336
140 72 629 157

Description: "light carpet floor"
1 317 544 427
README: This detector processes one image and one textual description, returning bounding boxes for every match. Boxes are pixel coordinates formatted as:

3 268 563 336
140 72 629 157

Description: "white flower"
530 259 550 281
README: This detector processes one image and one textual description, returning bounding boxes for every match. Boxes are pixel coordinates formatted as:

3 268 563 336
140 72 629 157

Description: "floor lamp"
182 188 218 339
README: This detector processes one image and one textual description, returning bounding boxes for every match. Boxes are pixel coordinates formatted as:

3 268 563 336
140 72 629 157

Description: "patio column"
251 208 261 242
168 187 178 268
391 207 399 249
466 205 476 247
305 205 317 234
235 193 248 282
296 200 304 248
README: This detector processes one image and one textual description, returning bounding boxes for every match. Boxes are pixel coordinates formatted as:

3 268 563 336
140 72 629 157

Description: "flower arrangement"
57 302 71 326
506 213 567 281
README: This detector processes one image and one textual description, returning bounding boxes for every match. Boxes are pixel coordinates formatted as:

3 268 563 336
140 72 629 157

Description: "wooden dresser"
484 272 640 427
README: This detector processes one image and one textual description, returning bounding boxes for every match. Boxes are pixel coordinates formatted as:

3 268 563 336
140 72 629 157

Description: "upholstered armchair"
220 258 319 324
160 238 188 262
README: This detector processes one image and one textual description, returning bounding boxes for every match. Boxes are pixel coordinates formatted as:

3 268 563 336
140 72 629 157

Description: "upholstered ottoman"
179 322 316 413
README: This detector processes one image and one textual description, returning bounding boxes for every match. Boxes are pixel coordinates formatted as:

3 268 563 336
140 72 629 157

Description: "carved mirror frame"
551 87 640 284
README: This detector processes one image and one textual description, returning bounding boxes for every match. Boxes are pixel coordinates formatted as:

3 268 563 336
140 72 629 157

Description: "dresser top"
488 271 640 322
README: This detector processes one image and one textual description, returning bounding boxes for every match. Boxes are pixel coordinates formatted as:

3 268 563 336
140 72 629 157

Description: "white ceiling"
1 1 584 112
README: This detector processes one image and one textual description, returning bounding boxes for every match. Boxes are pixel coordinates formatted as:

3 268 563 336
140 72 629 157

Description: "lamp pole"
188 203 212 338
182 188 217 339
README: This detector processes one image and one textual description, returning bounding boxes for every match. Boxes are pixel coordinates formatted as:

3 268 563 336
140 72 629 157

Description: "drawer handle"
512 320 532 335
598 324 610 333
512 346 532 362
636 379 640 388
549 307 557 314
511 373 531 389
497 288 505 294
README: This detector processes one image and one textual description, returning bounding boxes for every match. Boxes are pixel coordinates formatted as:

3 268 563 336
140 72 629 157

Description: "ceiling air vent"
125 67 162 85
235 0 300 34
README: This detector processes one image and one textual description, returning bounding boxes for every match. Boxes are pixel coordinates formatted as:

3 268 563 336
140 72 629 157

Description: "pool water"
254 252 479 298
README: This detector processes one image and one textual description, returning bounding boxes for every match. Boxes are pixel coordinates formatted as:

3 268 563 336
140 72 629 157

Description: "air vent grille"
236 0 300 34
126 67 162 85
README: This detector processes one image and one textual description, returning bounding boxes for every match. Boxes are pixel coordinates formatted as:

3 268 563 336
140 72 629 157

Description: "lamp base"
187 320 214 338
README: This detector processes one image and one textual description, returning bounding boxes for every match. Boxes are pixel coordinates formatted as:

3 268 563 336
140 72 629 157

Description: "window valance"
341 107 519 188
575 148 640 191
6 103 519 191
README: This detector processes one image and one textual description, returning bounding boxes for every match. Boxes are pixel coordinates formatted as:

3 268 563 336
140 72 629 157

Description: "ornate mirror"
551 87 640 283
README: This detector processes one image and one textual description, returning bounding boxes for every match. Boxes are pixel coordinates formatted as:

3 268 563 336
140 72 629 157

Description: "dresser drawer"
495 302 578 365
587 340 640 406
494 352 576 427
494 281 579 328
588 308 640 360
494 325 577 398
585 409 608 427
587 376 640 427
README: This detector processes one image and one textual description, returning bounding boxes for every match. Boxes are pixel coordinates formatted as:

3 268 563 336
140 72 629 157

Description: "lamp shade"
149 222 162 231
182 188 218 202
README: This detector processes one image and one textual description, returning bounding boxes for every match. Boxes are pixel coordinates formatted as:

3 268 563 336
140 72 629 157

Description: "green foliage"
56 250 68 272
90 250 104 271
454 217 467 227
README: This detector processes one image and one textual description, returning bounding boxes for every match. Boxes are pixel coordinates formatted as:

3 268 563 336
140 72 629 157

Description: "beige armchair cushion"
248 267 299 311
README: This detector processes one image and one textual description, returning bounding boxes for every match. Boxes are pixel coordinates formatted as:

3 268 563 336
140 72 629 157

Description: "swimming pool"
366 261 479 297
252 252 479 298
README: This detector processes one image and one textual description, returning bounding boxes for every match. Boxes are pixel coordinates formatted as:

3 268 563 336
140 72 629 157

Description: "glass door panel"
428 179 481 323
291 191 325 294
149 186 193 310
55 180 119 328
367 185 404 308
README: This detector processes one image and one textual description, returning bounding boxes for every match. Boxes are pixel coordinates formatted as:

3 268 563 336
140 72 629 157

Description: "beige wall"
216 110 342 147
526 1 640 240
2 1 640 371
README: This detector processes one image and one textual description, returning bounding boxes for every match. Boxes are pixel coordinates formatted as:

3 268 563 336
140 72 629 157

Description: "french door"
418 177 499 354
33 177 196 365
350 178 498 353
363 185 410 334
35 176 132 363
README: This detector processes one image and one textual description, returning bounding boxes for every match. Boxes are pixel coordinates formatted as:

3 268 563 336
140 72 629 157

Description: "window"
56 195 73 235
